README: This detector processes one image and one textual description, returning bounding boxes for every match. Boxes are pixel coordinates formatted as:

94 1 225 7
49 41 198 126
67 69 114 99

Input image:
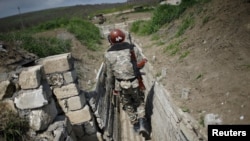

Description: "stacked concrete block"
38 53 98 140
0 52 101 141
13 65 58 133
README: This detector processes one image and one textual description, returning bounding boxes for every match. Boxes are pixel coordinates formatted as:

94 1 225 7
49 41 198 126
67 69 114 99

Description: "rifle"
128 33 146 91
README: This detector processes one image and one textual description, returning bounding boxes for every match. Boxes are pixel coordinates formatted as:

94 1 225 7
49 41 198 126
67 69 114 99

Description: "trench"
85 23 208 141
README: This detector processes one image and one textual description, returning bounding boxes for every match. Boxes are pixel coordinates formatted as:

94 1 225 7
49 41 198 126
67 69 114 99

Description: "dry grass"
0 102 29 141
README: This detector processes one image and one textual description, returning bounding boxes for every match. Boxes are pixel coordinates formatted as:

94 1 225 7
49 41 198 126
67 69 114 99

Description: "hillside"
0 0 250 133
0 3 126 32
134 0 250 125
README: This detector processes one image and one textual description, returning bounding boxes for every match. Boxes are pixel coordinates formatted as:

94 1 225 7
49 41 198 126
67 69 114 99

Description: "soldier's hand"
113 90 120 95
137 58 148 69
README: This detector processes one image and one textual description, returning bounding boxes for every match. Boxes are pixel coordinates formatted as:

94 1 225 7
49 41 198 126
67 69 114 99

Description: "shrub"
21 36 71 58
130 0 201 35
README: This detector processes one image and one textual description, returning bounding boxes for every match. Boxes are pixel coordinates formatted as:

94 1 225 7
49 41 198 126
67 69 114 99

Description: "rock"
204 113 222 127
29 99 58 131
14 85 48 110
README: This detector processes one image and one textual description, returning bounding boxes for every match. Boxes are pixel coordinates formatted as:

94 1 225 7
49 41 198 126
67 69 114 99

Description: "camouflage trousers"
119 87 145 124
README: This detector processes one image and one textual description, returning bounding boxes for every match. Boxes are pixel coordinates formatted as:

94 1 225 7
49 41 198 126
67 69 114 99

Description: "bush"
0 103 29 141
22 36 71 58
130 0 200 35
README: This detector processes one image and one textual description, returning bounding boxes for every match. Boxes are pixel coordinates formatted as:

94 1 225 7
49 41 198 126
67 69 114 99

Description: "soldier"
103 29 149 137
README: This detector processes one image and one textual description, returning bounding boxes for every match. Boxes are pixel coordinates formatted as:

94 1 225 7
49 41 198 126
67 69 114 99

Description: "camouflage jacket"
104 42 143 91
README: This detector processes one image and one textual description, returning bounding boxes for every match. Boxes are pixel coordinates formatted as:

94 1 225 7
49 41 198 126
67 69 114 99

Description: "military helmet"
109 29 125 43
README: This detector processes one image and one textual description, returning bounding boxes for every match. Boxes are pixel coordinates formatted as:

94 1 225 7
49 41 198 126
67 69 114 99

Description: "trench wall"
92 40 207 141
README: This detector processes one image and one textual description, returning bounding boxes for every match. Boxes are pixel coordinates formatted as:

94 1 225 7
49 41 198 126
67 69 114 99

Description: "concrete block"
29 99 58 131
53 83 79 99
14 85 48 110
66 105 92 125
68 93 86 111
19 65 42 89
38 53 73 74
63 70 77 84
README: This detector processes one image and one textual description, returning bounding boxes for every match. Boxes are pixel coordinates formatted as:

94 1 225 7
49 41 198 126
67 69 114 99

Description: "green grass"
0 17 101 57
179 51 190 60
130 0 210 35
164 39 184 55
156 40 165 46
151 34 160 41
196 73 203 80
199 115 205 127
66 18 101 51
0 32 72 58
176 15 195 37
202 16 210 25
129 20 148 35
181 107 190 113
155 72 161 78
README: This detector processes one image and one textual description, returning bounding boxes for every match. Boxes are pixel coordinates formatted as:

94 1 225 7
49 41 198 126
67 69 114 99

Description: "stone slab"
53 83 79 99
19 65 42 89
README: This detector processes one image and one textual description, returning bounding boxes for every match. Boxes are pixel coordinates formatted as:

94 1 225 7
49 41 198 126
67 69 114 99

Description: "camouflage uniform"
104 42 145 124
